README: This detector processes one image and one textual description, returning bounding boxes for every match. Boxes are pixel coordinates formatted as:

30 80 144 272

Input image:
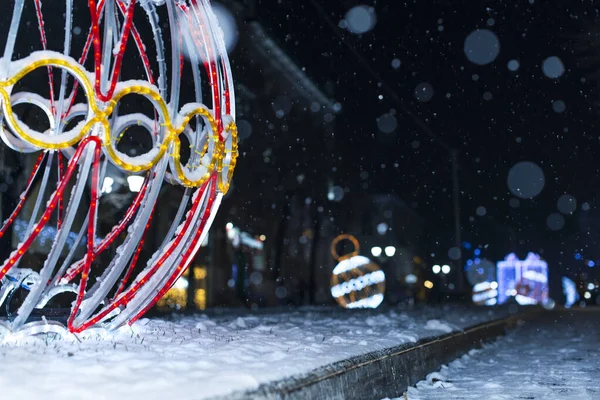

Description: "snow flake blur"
508 59 520 71
547 213 565 231
465 258 495 286
448 246 462 260
542 56 565 79
557 194 577 214
464 29 500 65
552 100 566 113
507 161 545 199
342 5 377 34
211 2 239 54
237 120 253 140
415 82 434 102
377 113 397 133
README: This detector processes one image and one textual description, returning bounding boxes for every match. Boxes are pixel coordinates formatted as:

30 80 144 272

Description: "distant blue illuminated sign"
561 277 578 308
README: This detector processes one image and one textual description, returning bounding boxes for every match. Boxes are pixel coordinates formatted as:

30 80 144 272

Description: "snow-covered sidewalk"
396 310 600 400
0 305 507 399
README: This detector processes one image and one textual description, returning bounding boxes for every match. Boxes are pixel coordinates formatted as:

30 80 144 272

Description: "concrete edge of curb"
215 309 544 400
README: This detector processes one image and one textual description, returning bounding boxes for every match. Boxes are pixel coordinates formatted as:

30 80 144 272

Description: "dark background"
229 0 600 289
1 0 599 308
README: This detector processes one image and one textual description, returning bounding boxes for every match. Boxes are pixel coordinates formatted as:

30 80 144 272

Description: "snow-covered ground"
394 310 600 400
0 305 505 399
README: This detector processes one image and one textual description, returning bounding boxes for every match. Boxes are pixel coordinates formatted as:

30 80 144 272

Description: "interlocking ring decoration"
0 0 237 335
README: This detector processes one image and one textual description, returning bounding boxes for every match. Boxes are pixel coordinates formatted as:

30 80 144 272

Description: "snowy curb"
216 309 542 400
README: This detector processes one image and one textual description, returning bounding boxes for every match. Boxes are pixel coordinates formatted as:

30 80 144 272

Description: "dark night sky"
253 0 600 278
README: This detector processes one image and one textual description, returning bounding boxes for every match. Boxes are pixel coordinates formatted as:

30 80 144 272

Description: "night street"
0 0 599 399
402 310 600 400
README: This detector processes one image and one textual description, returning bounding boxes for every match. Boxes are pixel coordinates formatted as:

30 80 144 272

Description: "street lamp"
371 246 382 257
384 246 396 257
101 177 114 194
127 175 144 192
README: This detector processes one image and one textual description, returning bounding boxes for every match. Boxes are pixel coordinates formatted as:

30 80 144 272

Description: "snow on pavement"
0 305 504 399
395 310 600 400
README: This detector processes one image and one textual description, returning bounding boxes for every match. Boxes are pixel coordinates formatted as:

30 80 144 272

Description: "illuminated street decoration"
330 234 385 308
157 267 208 311
471 281 498 306
561 277 579 308
226 224 265 250
497 253 548 305
0 0 236 334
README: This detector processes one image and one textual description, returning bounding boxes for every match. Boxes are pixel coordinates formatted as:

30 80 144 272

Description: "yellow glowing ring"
0 92 55 153
103 85 171 173
0 52 238 189
330 234 360 261
112 115 159 149
0 57 99 150
170 105 221 188
217 116 238 194
176 125 210 172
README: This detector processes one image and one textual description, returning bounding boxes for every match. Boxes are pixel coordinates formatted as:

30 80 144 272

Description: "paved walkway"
401 310 600 400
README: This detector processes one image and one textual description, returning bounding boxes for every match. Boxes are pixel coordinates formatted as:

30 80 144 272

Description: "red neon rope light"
69 174 215 333
112 202 156 299
0 152 45 239
57 151 65 230
67 139 102 331
65 1 155 122
0 136 102 282
61 180 148 282
128 182 216 325
88 0 138 102
33 0 57 115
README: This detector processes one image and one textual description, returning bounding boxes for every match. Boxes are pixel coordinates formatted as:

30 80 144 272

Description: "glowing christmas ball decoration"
0 0 237 334
330 234 385 309
471 281 498 306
